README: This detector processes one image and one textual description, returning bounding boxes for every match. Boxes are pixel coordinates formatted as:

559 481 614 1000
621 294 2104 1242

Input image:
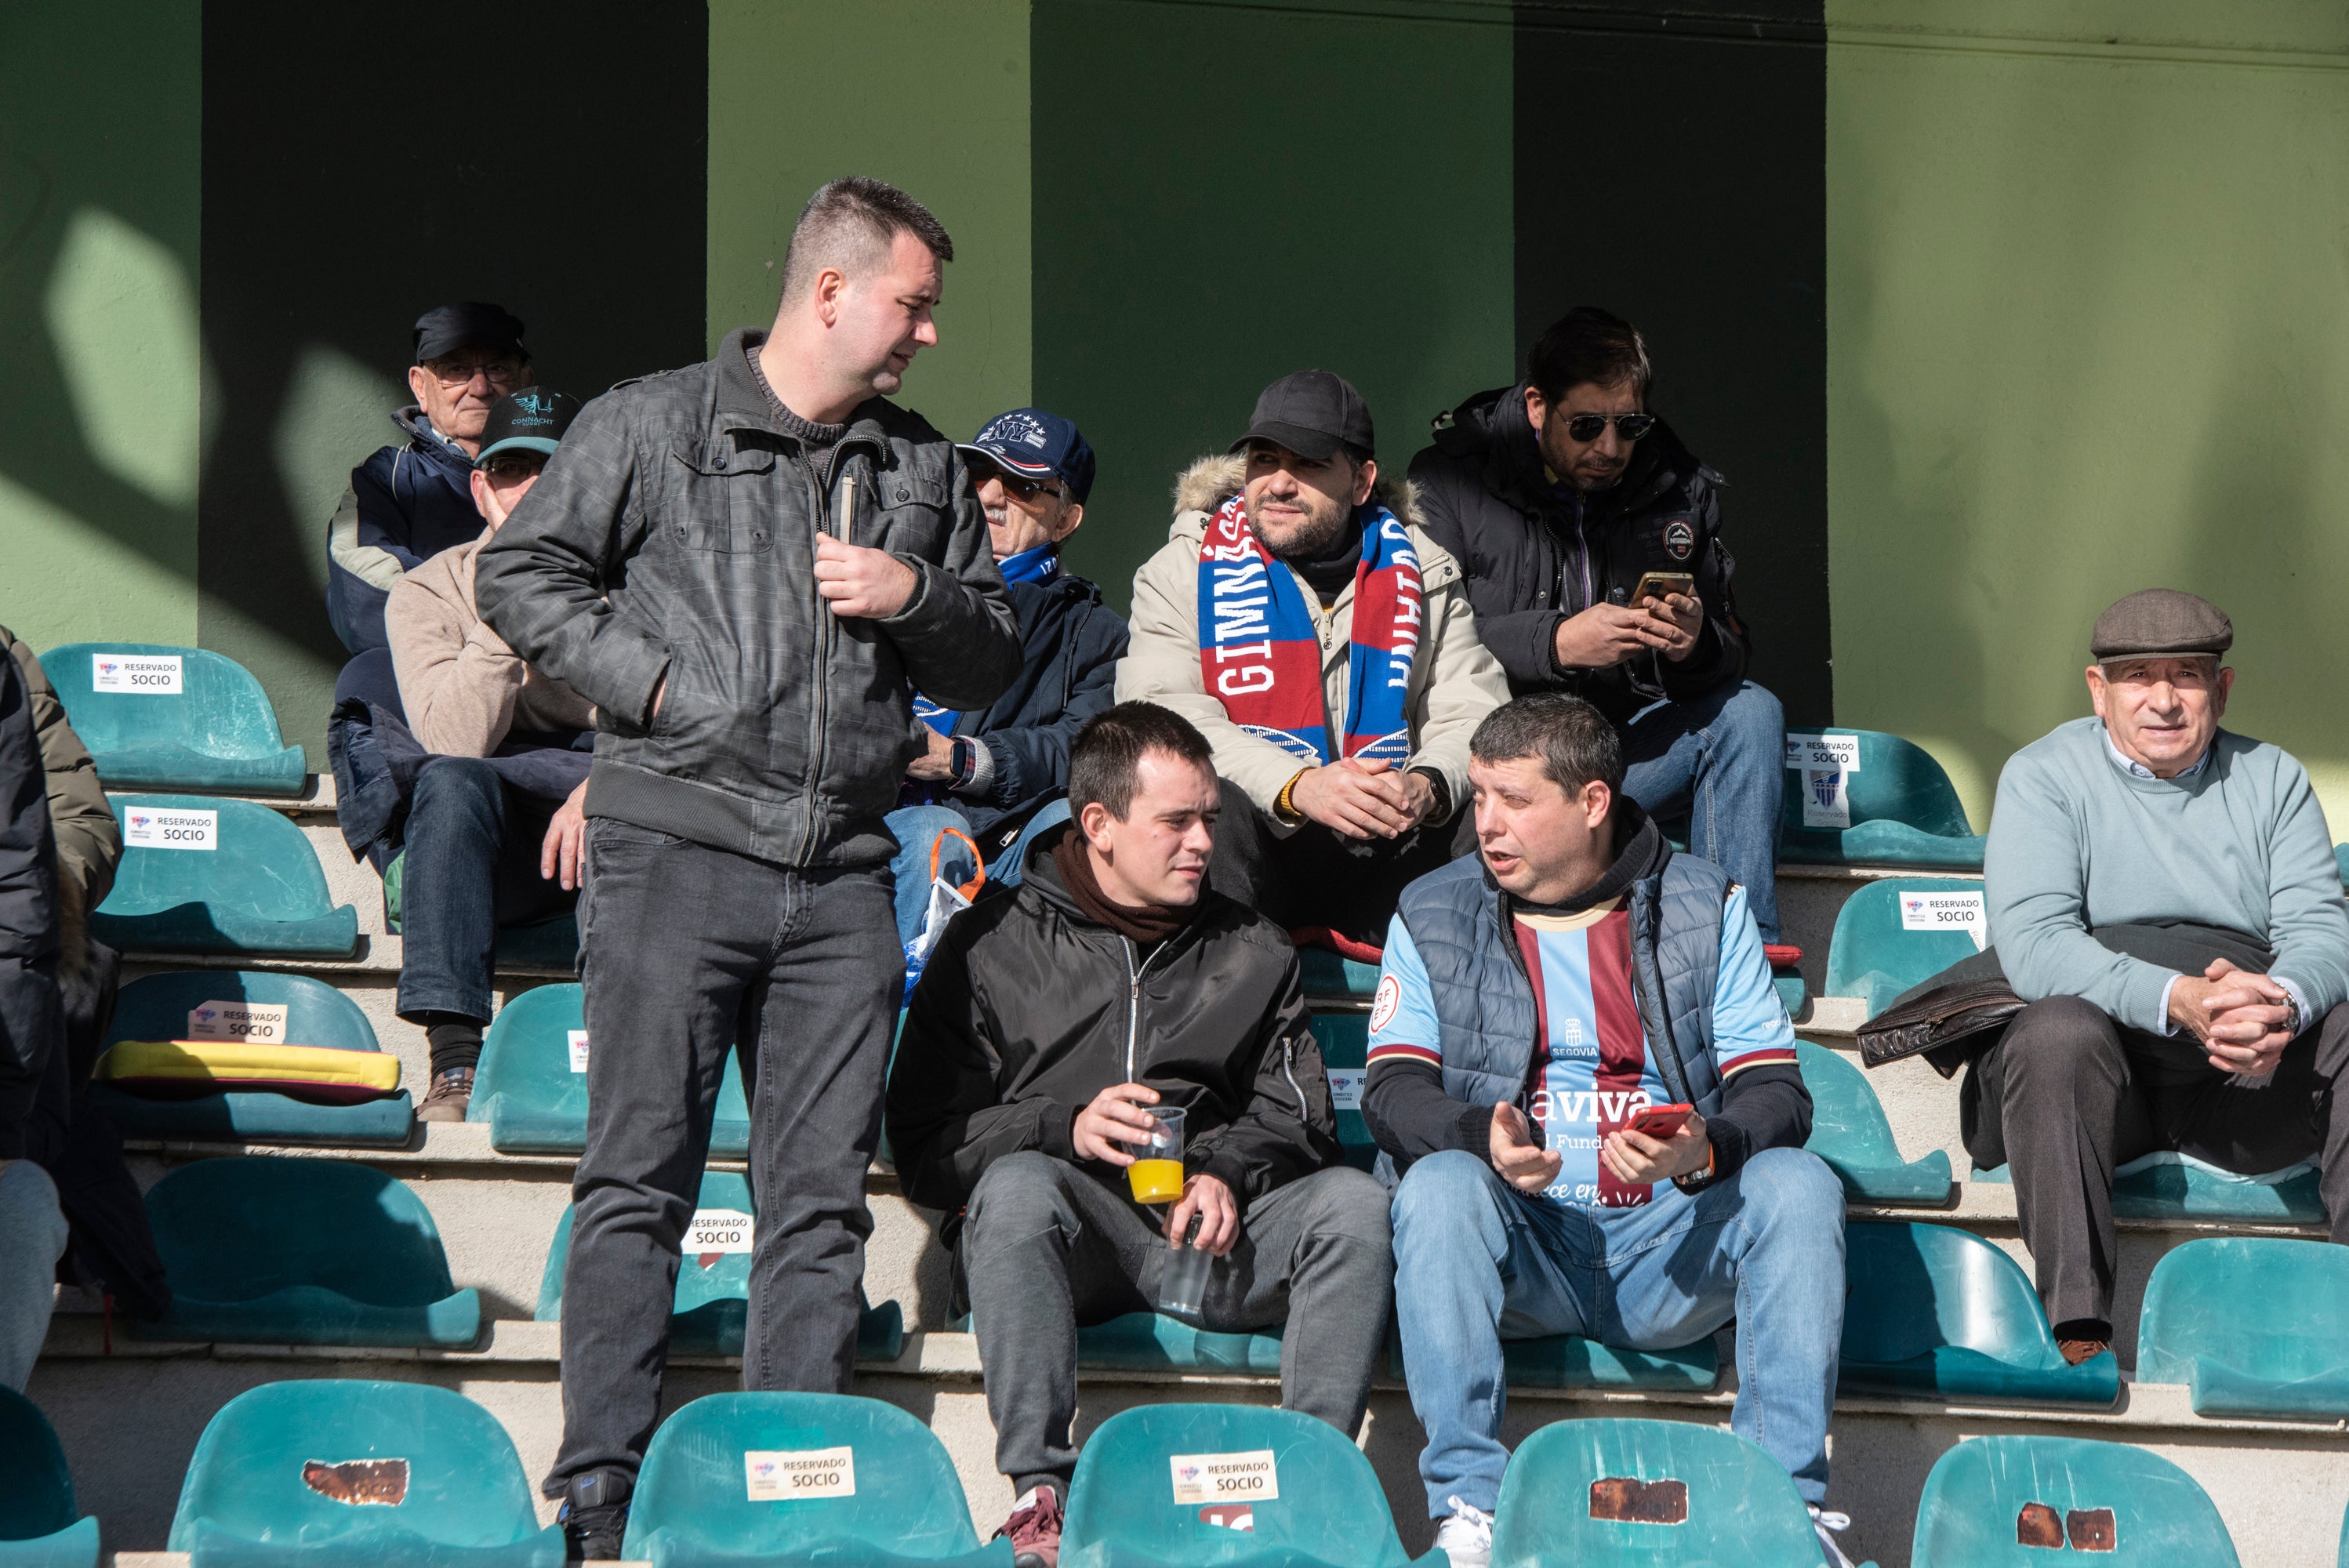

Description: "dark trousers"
1964 994 2349 1328
395 756 575 1031
544 818 902 1491
1207 775 1469 946
959 1152 1393 1497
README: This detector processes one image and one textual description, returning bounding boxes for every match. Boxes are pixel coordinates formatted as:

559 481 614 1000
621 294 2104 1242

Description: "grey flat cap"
2090 589 2233 660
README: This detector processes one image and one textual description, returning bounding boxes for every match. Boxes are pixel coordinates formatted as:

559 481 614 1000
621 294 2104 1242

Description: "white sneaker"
1810 1506 1859 1568
1433 1496 1494 1568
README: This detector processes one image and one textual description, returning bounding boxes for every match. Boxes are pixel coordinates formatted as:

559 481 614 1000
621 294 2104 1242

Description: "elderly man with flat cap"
1977 589 2349 1362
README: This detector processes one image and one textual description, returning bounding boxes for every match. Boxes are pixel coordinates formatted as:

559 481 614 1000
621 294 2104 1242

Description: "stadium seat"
1822 878 1986 1018
1488 1417 1835 1568
1298 947 1381 1001
379 849 580 969
1081 1314 1285 1374
89 970 412 1144
1306 1011 1375 1171
1392 1334 1718 1396
469 983 751 1156
167 1380 562 1567
39 641 305 796
1062 1403 1434 1568
1969 1152 2324 1224
93 796 358 956
1778 730 1984 870
1796 1043 1954 1205
2137 1237 2349 1418
136 1155 480 1348
0 1387 100 1568
625 1392 1007 1568
1839 1221 2118 1405
1910 1434 2238 1566
536 1169 903 1362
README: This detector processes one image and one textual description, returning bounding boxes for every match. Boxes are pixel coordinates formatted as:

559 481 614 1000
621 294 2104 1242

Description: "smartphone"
1631 572 1695 607
1623 1102 1694 1140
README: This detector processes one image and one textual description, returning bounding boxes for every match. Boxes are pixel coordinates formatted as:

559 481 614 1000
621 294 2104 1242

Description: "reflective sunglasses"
982 463 1066 503
1563 411 1655 443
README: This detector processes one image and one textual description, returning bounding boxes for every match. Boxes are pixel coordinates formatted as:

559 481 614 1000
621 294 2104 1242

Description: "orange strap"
928 826 986 903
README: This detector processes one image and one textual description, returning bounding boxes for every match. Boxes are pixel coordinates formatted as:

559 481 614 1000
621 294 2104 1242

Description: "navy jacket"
328 407 485 653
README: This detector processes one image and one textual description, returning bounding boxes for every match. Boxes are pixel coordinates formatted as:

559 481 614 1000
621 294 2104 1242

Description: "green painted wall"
1828 1 2349 830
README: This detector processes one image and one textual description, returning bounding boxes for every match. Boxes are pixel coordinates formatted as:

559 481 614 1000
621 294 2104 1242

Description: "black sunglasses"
1563 412 1655 444
979 463 1065 502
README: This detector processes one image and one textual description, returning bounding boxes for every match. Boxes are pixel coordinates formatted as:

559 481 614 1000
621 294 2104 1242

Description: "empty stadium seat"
167 1380 562 1567
469 983 751 1156
1298 948 1381 1001
536 1169 903 1362
1839 1221 2117 1406
1797 1043 1954 1205
39 641 305 796
625 1392 1006 1568
1306 1011 1375 1171
380 849 580 969
1062 1403 1426 1568
1489 1417 1833 1568
136 1155 479 1348
2137 1237 2349 1418
1910 1435 2238 1566
1390 1330 1717 1396
94 795 358 956
1970 1152 2324 1224
90 970 412 1144
0 1387 99 1568
1778 730 1984 870
1823 878 1986 1018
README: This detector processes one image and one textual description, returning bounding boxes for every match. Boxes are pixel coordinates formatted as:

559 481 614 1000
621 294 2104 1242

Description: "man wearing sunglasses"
1409 308 1790 953
328 302 534 653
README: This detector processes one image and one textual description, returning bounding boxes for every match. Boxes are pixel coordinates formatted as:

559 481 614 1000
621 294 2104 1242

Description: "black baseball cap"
957 408 1097 503
412 302 528 365
474 389 582 466
1229 369 1374 462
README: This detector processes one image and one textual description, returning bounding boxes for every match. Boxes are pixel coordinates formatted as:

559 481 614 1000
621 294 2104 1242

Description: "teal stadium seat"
536 1168 903 1361
469 983 751 1156
94 796 358 956
1306 1011 1375 1171
1779 730 1984 869
92 970 412 1144
1060 1403 1438 1568
136 1155 480 1348
40 642 305 796
1839 1221 2117 1406
626 1392 1009 1568
167 1380 561 1567
1796 1043 1953 1204
1970 1152 2324 1224
1823 878 1985 1018
0 1387 100 1568
1488 1417 1840 1568
2137 1237 2349 1418
380 848 579 969
1298 948 1381 1001
1910 1435 2238 1567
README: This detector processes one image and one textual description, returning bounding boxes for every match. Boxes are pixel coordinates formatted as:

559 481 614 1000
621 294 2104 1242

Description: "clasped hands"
1290 757 1435 841
2169 957 2300 1076
1487 1099 1712 1191
1073 1081 1237 1256
1552 593 1702 671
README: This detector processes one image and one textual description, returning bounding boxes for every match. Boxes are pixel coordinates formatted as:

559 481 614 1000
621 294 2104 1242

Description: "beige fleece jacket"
387 530 596 757
1116 455 1509 823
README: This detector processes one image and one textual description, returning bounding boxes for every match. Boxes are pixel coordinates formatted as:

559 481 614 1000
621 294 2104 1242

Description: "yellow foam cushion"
96 1040 401 1105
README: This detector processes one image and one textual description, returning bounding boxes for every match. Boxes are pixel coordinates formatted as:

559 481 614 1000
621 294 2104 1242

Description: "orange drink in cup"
1127 1105 1186 1203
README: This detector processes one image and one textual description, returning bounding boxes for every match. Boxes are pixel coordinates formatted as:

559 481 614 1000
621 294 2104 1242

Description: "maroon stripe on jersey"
1588 908 1650 1207
1513 920 1553 1123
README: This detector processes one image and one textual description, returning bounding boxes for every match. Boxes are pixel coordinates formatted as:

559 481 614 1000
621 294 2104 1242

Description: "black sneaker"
557 1468 633 1562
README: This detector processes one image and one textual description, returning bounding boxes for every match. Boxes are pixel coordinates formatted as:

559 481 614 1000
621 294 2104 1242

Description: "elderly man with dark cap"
1978 588 2349 1363
328 302 533 652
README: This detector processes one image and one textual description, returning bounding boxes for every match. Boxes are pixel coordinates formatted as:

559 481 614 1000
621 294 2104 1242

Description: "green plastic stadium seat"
1840 1221 2116 1405
91 970 412 1145
1772 973 1806 1016
1796 1043 1952 1204
167 1380 561 1567
1969 1152 2324 1223
40 641 305 796
0 1388 99 1568
626 1392 1009 1568
1779 730 1984 870
2137 1237 2349 1418
1298 948 1381 1001
470 983 750 1156
1080 1314 1285 1374
380 849 579 969
1489 1417 1837 1568
1910 1435 2238 1567
536 1169 903 1362
136 1156 479 1348
93 796 358 956
1823 878 1985 1018
1062 1403 1438 1568
1305 1011 1375 1172
1395 1330 1717 1396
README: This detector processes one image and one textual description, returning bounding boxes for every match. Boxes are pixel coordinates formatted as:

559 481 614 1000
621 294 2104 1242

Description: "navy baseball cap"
957 408 1096 503
474 388 582 466
413 301 528 365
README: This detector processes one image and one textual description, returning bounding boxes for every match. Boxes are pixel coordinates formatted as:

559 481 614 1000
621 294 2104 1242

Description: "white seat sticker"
187 1000 290 1043
568 1029 590 1073
93 652 183 694
746 1446 855 1501
1900 889 1987 951
1327 1069 1365 1112
125 807 216 851
1170 1450 1279 1506
688 1208 754 1254
1784 734 1861 772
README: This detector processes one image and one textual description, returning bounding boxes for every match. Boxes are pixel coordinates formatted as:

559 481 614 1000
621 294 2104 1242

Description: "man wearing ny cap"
1118 371 1509 949
1979 588 2349 1362
328 302 535 652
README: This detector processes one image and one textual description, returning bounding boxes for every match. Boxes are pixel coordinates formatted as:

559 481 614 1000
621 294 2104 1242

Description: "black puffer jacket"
1408 384 1748 724
887 826 1339 1237
0 651 60 1161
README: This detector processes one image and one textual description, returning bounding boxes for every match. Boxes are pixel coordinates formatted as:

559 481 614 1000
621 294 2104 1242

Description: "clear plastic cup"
1156 1215 1215 1317
1126 1105 1186 1204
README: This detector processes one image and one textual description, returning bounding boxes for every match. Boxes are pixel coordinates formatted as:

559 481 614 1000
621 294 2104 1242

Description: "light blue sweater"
1985 717 2349 1034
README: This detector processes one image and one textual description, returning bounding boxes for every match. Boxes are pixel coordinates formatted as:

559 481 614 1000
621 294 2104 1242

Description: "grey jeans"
960 1152 1393 1497
0 1160 67 1389
545 817 902 1491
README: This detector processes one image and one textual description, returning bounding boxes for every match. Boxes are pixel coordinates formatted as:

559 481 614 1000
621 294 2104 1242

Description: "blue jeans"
884 800 1069 948
1620 681 1785 942
397 756 576 1024
0 1160 68 1391
1390 1147 1845 1515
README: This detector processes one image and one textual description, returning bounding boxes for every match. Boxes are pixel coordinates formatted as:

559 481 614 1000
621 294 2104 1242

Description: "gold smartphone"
1632 571 1695 606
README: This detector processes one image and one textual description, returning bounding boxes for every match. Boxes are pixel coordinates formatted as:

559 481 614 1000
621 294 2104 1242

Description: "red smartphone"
1622 1102 1694 1140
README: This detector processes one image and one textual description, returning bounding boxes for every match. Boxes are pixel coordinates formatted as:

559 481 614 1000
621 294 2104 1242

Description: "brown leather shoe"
2058 1337 2111 1366
995 1484 1064 1568
416 1066 474 1123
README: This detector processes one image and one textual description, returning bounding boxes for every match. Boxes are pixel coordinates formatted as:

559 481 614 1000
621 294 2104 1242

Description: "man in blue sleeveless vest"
1365 694 1854 1568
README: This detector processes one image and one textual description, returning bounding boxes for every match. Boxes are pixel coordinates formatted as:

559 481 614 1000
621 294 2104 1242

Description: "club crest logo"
1812 772 1843 809
129 814 151 829
1903 895 1927 921
99 660 118 675
978 411 1051 451
1370 975 1401 1033
195 1007 217 1022
1664 519 1695 561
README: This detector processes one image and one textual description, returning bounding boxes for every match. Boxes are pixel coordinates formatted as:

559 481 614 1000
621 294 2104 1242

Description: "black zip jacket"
0 652 60 1161
1407 385 1748 725
887 826 1340 1240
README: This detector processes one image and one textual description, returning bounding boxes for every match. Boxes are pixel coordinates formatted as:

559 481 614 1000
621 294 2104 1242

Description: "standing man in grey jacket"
477 176 1022 1557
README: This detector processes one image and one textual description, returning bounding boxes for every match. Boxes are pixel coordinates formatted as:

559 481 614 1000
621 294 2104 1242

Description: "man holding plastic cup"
888 702 1395 1568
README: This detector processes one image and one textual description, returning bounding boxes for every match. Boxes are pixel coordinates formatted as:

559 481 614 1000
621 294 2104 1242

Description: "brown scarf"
1051 832 1194 947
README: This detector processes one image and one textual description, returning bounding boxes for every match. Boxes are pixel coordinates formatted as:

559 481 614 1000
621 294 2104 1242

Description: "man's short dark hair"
778 176 953 305
1069 703 1214 821
1527 307 1652 404
1470 694 1624 795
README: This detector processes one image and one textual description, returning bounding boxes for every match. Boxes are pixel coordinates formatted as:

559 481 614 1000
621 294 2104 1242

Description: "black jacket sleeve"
971 604 1128 812
877 448 1023 713
1408 452 1563 693
1184 956 1344 1204
1363 1058 1495 1163
1656 492 1748 701
1697 1062 1811 1183
0 654 60 1161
